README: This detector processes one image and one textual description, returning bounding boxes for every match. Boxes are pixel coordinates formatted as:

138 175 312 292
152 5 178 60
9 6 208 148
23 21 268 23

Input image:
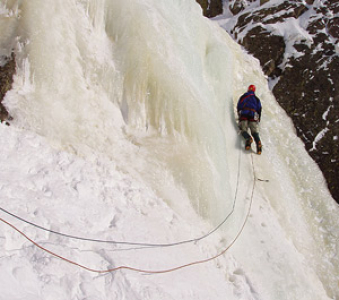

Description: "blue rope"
0 150 242 248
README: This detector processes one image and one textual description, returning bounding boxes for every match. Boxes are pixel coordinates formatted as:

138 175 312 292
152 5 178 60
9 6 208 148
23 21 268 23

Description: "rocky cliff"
0 54 14 123
196 0 223 17
199 0 339 203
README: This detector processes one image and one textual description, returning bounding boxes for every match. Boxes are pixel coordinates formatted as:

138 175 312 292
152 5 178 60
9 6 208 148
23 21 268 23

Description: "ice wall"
0 0 239 223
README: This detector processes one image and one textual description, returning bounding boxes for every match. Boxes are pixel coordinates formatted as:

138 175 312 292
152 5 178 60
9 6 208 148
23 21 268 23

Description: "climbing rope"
0 150 243 248
0 152 259 274
0 154 255 274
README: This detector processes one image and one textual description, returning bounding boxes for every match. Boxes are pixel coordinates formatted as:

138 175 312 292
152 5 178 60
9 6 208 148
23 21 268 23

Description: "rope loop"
0 151 258 274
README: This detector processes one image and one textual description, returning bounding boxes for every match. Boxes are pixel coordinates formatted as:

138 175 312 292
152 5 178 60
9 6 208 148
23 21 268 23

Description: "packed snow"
0 0 338 299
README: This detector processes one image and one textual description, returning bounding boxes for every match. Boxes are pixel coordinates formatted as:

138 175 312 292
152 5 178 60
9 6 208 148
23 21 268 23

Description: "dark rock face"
0 54 15 122
196 0 223 18
197 0 339 203
274 49 339 202
240 26 285 77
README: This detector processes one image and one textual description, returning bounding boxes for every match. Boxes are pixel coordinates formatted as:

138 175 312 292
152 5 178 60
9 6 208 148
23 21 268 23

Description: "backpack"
237 92 261 121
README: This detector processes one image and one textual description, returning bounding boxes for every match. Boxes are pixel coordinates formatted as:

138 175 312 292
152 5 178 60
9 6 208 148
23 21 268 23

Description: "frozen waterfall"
0 0 338 299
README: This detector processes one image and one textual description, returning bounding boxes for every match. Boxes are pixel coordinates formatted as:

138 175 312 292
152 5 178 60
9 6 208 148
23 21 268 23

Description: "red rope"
0 156 256 274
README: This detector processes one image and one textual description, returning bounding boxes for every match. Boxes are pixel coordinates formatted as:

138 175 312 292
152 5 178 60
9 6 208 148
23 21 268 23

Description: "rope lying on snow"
0 153 259 274
0 150 245 248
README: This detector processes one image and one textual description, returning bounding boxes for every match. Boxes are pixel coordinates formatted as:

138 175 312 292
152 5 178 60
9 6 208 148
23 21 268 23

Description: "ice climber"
237 85 262 154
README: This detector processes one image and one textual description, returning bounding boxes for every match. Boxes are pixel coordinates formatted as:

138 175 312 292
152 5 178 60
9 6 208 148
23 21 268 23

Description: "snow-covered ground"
0 0 338 299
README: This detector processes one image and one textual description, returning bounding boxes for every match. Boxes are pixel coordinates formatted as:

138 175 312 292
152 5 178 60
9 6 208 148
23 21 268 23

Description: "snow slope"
0 0 338 299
